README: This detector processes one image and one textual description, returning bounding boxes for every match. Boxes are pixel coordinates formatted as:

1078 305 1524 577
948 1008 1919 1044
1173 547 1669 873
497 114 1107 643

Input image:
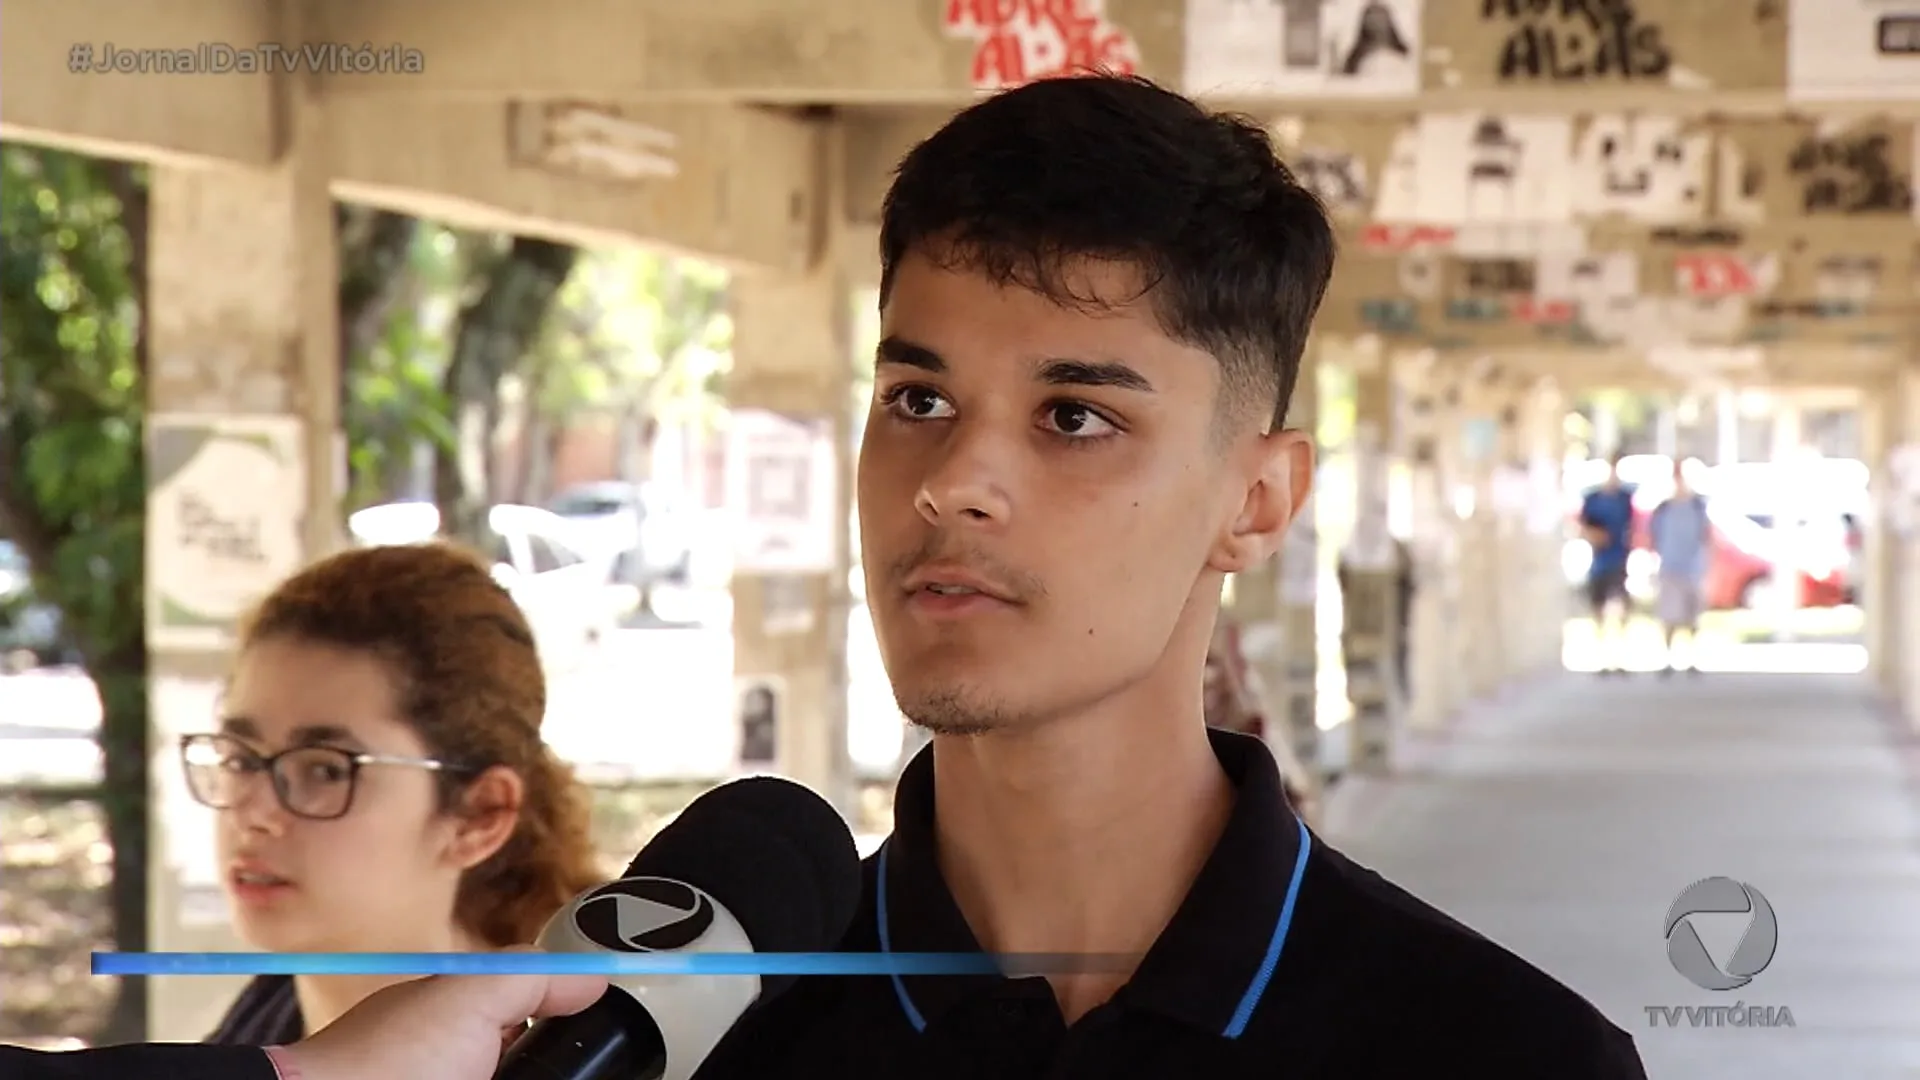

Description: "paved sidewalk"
1319 669 1920 1080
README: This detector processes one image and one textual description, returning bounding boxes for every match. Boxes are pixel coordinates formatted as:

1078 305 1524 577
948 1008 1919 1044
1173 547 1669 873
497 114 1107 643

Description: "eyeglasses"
179 732 472 821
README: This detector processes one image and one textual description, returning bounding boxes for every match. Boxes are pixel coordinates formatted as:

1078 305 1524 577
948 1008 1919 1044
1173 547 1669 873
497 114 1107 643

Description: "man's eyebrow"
877 337 1154 394
1037 359 1155 393
876 336 944 372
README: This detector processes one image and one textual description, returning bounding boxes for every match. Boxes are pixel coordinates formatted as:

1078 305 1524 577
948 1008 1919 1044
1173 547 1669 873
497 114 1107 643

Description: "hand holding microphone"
494 775 864 1080
271 971 610 1080
3 776 858 1080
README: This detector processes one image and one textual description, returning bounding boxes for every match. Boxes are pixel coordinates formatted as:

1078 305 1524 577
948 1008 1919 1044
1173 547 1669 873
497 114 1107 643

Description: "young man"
1580 453 1638 676
1649 459 1712 676
697 75 1645 1078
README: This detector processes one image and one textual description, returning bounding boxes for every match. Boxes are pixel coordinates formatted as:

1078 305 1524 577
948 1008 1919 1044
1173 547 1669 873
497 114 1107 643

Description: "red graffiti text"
942 0 1140 90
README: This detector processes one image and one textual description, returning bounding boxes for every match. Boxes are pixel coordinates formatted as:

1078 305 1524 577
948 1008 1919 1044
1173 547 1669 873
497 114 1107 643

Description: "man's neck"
928 687 1235 1023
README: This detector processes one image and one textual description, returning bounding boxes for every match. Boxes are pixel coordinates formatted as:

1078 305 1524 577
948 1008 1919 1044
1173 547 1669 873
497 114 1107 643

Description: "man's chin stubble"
900 688 1016 737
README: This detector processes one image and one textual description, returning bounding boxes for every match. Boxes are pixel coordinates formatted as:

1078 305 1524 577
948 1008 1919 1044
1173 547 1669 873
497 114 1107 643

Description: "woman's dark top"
204 975 303 1046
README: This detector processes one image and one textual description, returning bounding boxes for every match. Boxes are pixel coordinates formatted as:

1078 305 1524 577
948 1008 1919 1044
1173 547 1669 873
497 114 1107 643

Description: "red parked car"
1641 498 1851 611
1569 489 1852 611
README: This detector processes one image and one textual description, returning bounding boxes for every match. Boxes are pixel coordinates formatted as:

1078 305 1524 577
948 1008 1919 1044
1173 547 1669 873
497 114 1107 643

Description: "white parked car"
345 502 620 671
548 481 695 588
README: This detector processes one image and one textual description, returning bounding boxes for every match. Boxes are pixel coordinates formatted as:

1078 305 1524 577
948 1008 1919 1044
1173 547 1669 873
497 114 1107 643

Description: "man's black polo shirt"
694 729 1646 1079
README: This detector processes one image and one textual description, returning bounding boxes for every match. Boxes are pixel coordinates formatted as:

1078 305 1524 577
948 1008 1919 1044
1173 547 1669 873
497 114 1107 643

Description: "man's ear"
1209 429 1315 574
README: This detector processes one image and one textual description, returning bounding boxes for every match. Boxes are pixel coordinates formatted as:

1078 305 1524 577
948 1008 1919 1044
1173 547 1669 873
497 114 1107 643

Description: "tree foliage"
0 145 535 1042
431 236 577 542
0 140 733 1043
0 143 154 1044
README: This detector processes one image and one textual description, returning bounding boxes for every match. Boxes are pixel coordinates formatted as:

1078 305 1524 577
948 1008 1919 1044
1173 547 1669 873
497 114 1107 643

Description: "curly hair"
238 541 603 946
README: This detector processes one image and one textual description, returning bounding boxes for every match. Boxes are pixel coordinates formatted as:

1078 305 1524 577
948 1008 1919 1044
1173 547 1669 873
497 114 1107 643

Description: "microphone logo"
572 877 716 952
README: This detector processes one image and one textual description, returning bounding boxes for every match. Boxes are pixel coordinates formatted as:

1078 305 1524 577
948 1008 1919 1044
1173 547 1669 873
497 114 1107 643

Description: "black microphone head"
625 776 862 990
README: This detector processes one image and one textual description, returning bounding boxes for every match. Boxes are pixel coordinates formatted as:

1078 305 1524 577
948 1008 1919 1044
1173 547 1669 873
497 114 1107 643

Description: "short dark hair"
876 74 1337 431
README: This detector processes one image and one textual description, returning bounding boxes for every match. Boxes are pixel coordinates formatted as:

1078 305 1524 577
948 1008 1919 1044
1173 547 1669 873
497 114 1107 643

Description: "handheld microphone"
494 776 863 1080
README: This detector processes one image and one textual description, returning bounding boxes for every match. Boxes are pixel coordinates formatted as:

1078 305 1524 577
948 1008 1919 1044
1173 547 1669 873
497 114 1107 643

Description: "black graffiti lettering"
1755 299 1865 319
1486 0 1671 81
1464 258 1536 293
1788 133 1916 215
1651 225 1744 246
178 492 267 563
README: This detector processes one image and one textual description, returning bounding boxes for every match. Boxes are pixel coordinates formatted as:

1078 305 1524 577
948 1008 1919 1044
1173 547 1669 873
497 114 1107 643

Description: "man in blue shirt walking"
1579 453 1637 676
1649 459 1712 676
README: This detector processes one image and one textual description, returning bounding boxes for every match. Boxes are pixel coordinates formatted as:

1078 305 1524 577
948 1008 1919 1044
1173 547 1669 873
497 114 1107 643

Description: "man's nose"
913 424 1014 528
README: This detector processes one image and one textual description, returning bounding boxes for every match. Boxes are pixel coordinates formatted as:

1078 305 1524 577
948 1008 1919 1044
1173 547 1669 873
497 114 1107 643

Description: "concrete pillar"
1862 376 1895 695
1398 357 1450 732
1654 401 1678 460
1716 388 1741 466
143 93 342 1038
723 116 857 821
1487 381 1560 683
1593 397 1621 456
1459 380 1504 699
1525 381 1571 673
1881 357 1920 730
1770 401 1805 637
1488 392 1526 684
1412 367 1471 728
1340 344 1397 776
725 268 858 822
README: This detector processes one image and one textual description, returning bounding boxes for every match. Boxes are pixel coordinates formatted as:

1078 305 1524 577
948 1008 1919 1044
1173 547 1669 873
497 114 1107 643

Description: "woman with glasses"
185 542 604 1046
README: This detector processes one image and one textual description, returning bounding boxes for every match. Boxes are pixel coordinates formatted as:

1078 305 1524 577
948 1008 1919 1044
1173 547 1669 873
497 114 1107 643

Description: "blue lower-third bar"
92 952 1138 978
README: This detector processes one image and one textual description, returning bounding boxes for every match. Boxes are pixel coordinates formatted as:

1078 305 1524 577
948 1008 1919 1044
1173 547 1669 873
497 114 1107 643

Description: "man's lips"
901 561 1019 604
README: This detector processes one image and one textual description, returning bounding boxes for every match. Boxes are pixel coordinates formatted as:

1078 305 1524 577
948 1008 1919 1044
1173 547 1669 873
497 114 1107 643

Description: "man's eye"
884 386 954 420
1043 403 1117 439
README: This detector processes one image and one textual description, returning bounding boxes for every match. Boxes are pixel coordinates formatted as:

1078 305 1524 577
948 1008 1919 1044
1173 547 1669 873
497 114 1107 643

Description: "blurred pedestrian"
1579 452 1637 675
1648 459 1711 676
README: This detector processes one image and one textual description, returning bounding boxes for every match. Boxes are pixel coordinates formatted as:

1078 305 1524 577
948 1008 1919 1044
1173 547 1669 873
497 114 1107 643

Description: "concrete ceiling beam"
327 97 826 272
310 0 1911 113
1 18 827 270
1 0 282 167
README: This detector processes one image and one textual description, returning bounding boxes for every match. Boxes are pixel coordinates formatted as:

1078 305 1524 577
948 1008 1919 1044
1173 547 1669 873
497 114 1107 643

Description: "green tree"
2 145 157 1044
340 219 464 509
507 249 729 605
0 145 436 1042
431 236 578 543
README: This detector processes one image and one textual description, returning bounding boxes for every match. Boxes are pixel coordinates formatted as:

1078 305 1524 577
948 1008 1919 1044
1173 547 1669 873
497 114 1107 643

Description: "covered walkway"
5 0 1920 1048
1321 667 1920 1079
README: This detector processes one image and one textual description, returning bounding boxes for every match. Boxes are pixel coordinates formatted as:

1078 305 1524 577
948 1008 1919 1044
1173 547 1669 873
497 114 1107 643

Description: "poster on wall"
734 676 784 773
1568 115 1713 224
726 409 837 575
1405 113 1575 225
1183 0 1423 99
1787 0 1920 102
146 414 307 652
